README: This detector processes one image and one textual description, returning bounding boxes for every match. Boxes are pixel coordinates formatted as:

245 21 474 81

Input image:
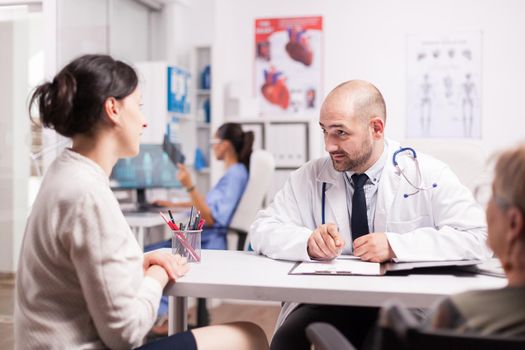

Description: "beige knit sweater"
15 149 162 349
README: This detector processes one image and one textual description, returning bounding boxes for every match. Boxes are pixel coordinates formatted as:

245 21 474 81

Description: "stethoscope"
321 147 437 224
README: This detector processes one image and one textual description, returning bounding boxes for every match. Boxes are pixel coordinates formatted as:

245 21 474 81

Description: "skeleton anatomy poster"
406 32 482 138
255 16 323 117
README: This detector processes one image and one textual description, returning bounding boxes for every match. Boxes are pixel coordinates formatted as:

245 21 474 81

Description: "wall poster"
406 32 482 138
255 16 323 117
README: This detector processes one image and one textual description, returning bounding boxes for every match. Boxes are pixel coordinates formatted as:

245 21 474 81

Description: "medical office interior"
1 0 525 348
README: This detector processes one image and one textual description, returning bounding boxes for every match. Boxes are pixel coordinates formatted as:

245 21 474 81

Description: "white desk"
125 210 187 248
164 250 506 334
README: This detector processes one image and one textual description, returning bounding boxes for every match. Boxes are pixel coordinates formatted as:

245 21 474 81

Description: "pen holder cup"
171 229 202 263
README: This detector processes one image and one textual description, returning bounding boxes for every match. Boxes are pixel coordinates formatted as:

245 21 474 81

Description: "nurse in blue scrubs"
154 122 254 250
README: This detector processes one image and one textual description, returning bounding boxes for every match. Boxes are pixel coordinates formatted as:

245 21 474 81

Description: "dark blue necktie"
351 173 369 240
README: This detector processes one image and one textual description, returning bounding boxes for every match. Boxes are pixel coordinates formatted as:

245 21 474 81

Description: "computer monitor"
110 143 184 210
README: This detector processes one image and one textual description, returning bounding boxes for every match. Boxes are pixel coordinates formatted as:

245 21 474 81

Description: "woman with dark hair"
154 122 254 250
14 54 268 350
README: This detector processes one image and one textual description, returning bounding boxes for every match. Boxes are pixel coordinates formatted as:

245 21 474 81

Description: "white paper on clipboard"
289 256 384 276
289 257 483 276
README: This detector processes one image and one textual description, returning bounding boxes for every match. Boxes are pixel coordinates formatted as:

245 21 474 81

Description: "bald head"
321 80 386 124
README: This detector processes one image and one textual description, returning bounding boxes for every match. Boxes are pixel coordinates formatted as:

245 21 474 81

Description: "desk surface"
165 250 506 308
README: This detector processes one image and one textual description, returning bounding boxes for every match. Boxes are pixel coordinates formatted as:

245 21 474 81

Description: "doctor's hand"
307 223 345 260
176 163 193 190
353 233 395 263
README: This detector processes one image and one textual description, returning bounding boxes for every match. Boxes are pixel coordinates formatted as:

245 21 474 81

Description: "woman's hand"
176 163 193 189
144 250 190 281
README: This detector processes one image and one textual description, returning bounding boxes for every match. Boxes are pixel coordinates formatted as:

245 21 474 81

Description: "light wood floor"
0 275 280 349
0 275 15 350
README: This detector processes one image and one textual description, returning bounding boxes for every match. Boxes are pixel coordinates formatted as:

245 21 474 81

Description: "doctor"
250 80 492 350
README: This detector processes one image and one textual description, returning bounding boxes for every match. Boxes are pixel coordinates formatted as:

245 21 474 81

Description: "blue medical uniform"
201 163 248 249
151 163 248 316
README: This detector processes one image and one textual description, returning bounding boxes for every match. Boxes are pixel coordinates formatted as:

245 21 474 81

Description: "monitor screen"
110 144 182 190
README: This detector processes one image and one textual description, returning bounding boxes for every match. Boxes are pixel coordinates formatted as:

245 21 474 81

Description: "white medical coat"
250 139 492 326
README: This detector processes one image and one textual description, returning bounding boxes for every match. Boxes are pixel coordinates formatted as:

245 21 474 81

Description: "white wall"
56 0 108 65
110 0 150 62
160 0 214 67
0 20 15 273
188 0 214 47
0 15 42 273
212 0 525 157
56 0 151 64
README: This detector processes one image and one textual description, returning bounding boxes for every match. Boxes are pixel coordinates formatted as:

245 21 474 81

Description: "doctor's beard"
330 136 374 172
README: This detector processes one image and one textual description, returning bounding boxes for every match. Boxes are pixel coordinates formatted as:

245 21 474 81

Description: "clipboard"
288 256 483 276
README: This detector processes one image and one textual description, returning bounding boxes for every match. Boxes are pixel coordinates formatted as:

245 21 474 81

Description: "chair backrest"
400 139 489 194
227 150 275 250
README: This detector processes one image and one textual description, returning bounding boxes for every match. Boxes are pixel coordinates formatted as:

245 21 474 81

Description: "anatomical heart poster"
255 16 323 117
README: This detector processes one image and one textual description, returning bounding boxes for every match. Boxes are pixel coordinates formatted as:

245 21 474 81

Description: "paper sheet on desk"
289 257 385 276
289 257 483 276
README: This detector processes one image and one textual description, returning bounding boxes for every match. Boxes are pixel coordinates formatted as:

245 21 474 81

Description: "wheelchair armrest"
378 300 419 338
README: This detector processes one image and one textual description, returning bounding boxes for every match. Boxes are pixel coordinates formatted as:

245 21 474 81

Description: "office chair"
196 150 275 327
227 149 276 250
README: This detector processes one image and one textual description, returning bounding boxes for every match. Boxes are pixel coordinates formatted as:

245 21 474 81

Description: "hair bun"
29 54 139 138
52 71 77 115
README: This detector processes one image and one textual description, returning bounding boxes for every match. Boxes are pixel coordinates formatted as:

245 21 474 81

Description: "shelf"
170 113 192 122
196 167 210 174
196 122 211 129
197 89 211 96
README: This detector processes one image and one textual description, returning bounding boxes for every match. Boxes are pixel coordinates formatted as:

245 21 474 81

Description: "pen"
168 209 176 225
197 218 205 230
159 212 179 230
188 206 194 229
193 214 200 230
